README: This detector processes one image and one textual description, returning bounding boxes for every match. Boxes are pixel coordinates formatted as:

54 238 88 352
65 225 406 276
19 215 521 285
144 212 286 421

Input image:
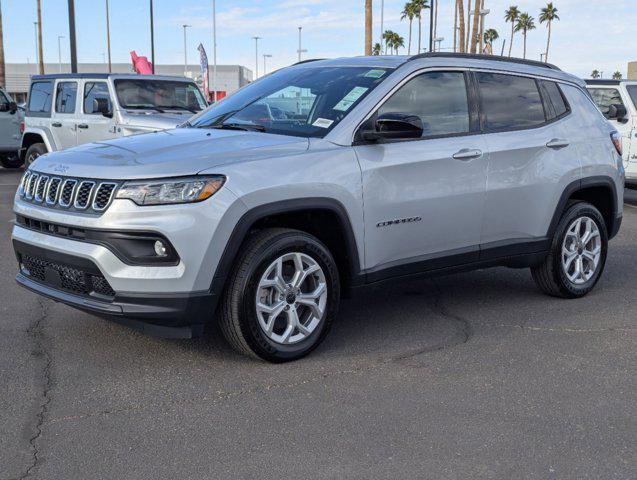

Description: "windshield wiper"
209 123 266 132
160 105 198 113
125 105 165 113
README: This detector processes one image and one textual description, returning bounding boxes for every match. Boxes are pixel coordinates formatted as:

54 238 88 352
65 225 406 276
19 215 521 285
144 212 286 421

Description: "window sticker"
364 69 386 79
312 117 334 128
333 86 369 112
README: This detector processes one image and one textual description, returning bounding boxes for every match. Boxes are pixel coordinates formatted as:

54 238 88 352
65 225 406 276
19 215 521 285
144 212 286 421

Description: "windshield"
188 65 394 137
627 85 637 110
114 79 207 112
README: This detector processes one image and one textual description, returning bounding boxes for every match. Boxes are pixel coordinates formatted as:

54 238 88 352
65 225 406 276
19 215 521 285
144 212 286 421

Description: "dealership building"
629 61 637 80
2 62 253 103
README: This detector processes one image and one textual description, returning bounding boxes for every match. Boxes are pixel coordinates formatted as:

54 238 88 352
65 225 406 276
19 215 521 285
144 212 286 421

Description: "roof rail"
293 58 325 66
407 52 561 71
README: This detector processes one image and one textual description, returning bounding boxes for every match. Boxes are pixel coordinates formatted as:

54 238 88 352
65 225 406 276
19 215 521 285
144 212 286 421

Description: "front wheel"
220 228 340 362
25 143 47 166
531 202 608 298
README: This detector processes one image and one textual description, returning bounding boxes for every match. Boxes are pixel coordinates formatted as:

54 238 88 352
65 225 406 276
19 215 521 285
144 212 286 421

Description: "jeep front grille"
18 171 120 214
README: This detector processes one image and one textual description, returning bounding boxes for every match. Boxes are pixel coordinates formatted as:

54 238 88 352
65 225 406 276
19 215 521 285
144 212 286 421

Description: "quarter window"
626 85 637 110
377 71 470 138
539 81 568 120
84 82 112 115
28 81 53 114
588 88 624 117
476 73 545 130
55 82 78 114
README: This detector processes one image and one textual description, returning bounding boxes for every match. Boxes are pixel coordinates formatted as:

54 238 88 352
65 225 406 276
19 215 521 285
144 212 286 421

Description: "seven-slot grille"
19 171 119 213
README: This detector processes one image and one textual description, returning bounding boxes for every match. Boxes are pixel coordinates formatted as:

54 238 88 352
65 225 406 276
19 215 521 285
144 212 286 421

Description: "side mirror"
608 103 627 121
362 112 424 141
93 98 113 118
7 101 17 114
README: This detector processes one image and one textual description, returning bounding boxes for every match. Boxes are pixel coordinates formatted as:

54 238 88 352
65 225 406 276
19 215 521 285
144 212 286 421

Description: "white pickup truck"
586 80 637 185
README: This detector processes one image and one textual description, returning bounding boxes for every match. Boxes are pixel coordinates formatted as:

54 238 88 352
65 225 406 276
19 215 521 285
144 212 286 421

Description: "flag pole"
212 0 217 102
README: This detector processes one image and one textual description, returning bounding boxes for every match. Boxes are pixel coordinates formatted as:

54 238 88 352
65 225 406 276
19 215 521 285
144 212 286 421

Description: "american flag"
197 43 209 100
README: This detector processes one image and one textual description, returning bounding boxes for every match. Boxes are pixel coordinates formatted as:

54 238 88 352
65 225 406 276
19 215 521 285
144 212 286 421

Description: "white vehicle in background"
586 80 637 185
0 88 24 169
20 74 208 166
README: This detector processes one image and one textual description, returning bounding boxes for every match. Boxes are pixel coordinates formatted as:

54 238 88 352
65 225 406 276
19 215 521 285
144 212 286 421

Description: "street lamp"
252 36 261 78
433 36 444 52
105 0 112 72
57 35 65 72
262 54 272 75
297 27 307 63
182 24 191 77
33 22 39 70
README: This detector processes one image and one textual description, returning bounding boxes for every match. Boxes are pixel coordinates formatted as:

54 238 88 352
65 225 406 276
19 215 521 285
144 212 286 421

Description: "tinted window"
588 88 624 117
378 71 470 137
627 85 637 110
28 81 53 114
540 81 568 119
84 82 112 114
55 82 78 114
477 73 545 130
114 80 206 112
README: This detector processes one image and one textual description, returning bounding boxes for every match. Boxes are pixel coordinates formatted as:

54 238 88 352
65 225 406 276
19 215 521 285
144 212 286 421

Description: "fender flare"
20 127 56 159
208 197 363 296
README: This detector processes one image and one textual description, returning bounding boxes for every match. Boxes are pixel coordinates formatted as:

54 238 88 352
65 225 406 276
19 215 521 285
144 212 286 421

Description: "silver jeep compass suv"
12 54 624 362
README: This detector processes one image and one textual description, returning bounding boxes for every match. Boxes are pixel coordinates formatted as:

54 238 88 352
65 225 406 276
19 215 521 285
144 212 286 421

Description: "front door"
353 70 488 279
50 80 79 150
76 80 117 145
588 86 632 165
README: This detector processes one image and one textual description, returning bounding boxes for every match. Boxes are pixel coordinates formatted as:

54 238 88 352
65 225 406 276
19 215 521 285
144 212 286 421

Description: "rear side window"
83 82 112 114
476 73 545 130
587 88 624 117
378 71 470 138
627 85 637 110
28 81 53 115
55 82 78 114
539 81 569 120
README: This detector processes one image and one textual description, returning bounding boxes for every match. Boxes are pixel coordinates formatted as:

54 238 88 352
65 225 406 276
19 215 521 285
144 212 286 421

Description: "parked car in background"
13 54 623 361
586 80 637 185
20 74 208 166
0 88 25 168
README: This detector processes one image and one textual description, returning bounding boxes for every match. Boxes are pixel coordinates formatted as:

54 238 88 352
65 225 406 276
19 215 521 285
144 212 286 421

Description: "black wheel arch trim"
209 197 363 296
546 176 620 240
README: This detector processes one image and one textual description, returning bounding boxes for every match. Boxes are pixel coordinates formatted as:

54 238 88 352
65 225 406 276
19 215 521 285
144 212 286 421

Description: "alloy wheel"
561 216 601 285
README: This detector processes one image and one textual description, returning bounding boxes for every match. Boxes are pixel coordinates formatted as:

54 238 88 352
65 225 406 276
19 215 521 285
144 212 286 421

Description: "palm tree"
382 30 394 55
470 0 481 53
401 2 416 55
483 28 499 54
515 12 535 59
392 33 405 54
465 0 472 52
372 43 382 55
539 3 559 62
612 71 622 80
591 70 601 79
457 0 466 53
364 0 372 55
411 0 429 54
504 6 520 57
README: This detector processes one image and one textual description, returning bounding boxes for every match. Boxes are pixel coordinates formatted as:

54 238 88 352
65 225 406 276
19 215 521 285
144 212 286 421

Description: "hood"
119 110 194 131
31 128 310 179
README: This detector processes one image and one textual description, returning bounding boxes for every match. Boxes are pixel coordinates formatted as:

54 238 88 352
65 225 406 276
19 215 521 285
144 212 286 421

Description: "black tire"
0 152 24 169
220 228 340 362
25 143 47 166
531 202 608 298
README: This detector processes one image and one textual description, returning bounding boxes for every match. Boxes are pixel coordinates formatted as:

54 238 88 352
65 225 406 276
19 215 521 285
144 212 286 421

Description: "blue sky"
2 0 636 78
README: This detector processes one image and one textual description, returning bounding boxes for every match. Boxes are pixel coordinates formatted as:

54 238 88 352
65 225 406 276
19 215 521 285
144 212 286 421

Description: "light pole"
57 35 65 72
262 54 272 75
433 37 444 53
379 0 384 53
468 8 490 53
183 24 191 77
212 0 218 102
252 36 261 78
68 0 78 73
297 27 307 63
33 22 38 70
149 0 155 73
105 0 112 72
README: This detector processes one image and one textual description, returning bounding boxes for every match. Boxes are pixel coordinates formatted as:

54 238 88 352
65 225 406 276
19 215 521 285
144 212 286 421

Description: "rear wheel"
220 228 340 362
25 143 47 166
531 202 608 298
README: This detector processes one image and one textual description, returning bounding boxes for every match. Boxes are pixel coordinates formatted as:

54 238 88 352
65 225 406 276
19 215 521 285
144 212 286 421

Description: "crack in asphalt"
479 323 637 334
17 298 52 480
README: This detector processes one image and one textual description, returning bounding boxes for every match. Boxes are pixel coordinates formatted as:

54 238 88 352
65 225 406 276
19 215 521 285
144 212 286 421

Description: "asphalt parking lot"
1 167 635 480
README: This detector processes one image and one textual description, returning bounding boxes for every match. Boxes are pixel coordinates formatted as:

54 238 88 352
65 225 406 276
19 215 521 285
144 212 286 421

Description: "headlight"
115 175 225 206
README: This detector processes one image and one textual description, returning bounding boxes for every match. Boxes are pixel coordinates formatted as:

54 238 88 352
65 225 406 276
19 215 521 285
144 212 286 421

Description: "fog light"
154 240 168 257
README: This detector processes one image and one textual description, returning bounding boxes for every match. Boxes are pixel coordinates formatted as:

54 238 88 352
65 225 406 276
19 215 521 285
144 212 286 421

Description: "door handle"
51 122 62 127
546 138 569 149
77 124 89 129
452 148 482 161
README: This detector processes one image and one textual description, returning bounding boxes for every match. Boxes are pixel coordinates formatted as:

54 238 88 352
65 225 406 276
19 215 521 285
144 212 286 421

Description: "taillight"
610 131 622 157
19 121 25 134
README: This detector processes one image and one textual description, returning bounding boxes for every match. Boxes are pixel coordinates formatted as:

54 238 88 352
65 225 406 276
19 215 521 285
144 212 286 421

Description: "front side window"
477 73 545 130
377 71 470 138
84 82 112 115
588 88 624 117
28 81 53 114
188 66 394 138
114 80 207 113
55 82 78 114
626 85 637 111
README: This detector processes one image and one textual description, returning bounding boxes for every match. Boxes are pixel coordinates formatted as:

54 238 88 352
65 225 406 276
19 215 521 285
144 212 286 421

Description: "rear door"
50 80 79 150
76 80 117 145
478 72 580 250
